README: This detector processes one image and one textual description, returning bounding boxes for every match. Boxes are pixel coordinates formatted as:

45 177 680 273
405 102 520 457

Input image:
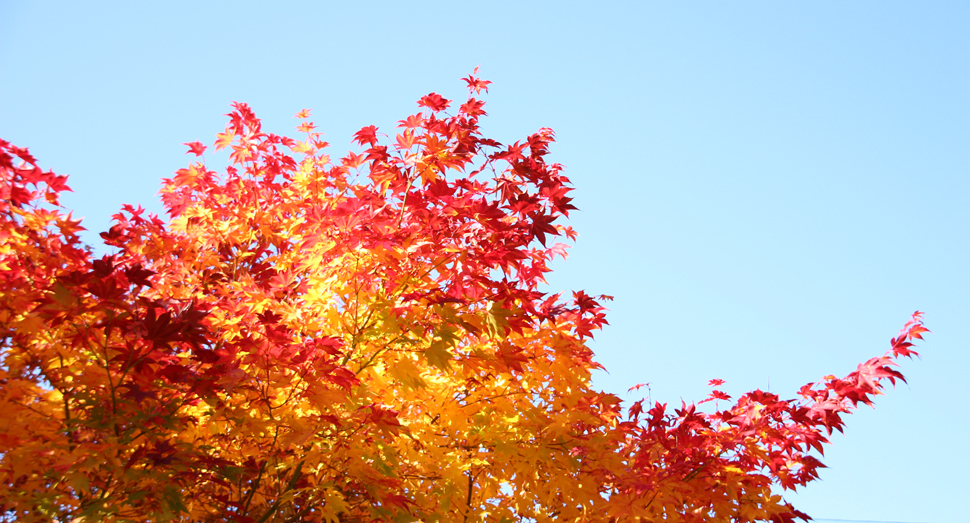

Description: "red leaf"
417 93 451 112
546 242 569 261
353 125 379 147
397 113 425 129
459 98 487 117
341 152 366 169
909 324 929 340
183 141 207 156
462 72 492 94
710 390 731 401
530 211 557 246
124 264 156 287
628 383 650 393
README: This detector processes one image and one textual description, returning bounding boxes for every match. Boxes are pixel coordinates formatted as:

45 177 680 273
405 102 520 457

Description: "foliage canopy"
0 74 927 523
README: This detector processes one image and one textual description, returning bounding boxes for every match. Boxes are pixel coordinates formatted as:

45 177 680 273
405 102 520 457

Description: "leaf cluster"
0 75 927 523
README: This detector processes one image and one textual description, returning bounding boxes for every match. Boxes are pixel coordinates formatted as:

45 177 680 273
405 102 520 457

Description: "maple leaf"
459 98 487 117
353 125 379 147
417 92 451 112
628 382 650 393
546 242 569 261
710 390 731 401
463 71 492 94
183 141 207 156
909 325 929 339
341 151 366 169
395 130 417 151
397 113 425 129
529 211 558 246
124 263 156 287
214 127 235 151
46 173 71 194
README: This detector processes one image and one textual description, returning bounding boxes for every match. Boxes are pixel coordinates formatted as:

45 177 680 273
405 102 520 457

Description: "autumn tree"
0 73 927 523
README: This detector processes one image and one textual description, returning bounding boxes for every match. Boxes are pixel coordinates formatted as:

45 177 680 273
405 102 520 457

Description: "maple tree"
0 73 928 523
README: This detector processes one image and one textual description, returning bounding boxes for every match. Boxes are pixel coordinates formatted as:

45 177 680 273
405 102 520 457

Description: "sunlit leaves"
0 75 926 523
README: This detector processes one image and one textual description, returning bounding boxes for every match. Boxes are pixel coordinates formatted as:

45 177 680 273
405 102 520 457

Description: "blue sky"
2 2 966 522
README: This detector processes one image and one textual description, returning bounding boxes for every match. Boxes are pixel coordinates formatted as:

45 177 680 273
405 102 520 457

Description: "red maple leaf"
9 145 36 164
529 211 558 246
124 264 156 287
353 125 379 147
546 242 569 261
341 152 366 169
710 390 731 401
909 324 929 340
462 71 492 94
397 113 425 129
183 142 207 157
460 98 487 117
46 174 71 193
628 383 650 393
418 93 451 112
395 130 417 151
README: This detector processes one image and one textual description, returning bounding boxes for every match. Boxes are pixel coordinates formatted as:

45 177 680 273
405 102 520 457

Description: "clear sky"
2 2 966 522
